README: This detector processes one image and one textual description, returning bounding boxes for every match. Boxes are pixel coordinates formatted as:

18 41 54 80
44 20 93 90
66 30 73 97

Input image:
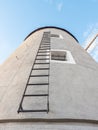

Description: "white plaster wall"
0 28 98 129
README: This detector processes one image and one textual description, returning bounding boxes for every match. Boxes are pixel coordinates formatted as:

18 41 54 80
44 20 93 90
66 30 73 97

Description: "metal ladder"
18 32 50 113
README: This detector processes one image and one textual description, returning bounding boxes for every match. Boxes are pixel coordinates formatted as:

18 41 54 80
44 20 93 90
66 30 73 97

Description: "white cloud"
83 24 94 38
44 0 63 12
57 2 63 12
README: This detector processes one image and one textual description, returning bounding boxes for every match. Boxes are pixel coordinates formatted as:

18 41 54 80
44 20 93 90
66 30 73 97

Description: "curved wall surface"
0 27 98 129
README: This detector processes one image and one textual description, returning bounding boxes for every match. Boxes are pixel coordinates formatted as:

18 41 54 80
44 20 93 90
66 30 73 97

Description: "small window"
51 50 76 64
51 34 63 39
51 34 59 38
51 51 66 61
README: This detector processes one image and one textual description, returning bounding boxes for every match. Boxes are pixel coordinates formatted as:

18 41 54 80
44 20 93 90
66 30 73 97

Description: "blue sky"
0 0 98 64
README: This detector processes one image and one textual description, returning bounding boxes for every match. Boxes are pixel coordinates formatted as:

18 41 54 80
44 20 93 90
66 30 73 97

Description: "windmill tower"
0 26 98 129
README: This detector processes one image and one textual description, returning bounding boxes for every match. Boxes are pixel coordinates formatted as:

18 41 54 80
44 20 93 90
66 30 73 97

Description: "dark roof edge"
24 26 79 43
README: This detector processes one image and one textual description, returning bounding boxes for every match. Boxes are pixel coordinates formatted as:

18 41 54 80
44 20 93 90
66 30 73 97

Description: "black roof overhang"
24 26 78 43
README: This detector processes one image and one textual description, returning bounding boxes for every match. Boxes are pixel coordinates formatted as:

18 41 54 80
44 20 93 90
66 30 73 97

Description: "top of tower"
24 26 79 42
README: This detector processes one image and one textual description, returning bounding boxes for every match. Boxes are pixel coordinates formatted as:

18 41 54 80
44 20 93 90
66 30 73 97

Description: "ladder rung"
40 47 50 49
39 46 50 48
39 48 50 50
30 74 49 77
43 35 49 36
41 43 50 46
27 83 49 85
42 35 50 37
43 35 50 36
38 52 49 54
39 47 50 48
41 42 50 44
44 32 50 33
43 32 50 33
37 54 50 56
42 37 50 38
33 68 49 70
24 94 48 97
42 39 50 41
35 58 49 60
18 109 48 112
42 41 50 43
40 46 50 48
42 39 50 40
34 63 49 64
38 51 50 53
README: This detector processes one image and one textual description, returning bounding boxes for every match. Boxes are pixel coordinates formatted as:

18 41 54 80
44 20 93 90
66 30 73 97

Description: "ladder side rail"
18 33 47 113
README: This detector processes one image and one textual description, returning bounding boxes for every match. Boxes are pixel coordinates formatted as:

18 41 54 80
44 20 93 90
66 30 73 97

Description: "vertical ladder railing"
18 31 51 113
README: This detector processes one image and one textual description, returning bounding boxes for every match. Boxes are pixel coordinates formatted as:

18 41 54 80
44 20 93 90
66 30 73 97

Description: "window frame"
50 49 76 64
